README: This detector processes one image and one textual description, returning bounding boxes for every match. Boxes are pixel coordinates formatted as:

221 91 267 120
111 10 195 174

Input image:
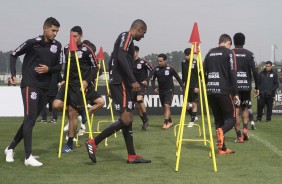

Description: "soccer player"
52 26 105 153
182 48 199 128
256 61 279 122
151 53 185 129
203 34 239 155
232 32 259 143
5 17 62 166
85 19 151 164
133 46 154 130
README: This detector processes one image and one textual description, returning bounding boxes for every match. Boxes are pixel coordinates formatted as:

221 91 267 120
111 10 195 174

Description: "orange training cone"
68 32 78 52
189 22 201 54
97 47 105 60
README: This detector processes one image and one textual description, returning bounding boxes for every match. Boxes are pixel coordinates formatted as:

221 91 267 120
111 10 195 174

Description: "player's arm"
250 53 259 90
10 39 33 84
273 72 279 94
172 67 184 90
145 60 154 85
151 69 158 93
229 50 238 96
181 61 187 86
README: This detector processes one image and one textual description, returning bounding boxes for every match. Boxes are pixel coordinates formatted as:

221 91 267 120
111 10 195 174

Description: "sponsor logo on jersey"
115 104 120 111
237 80 248 84
235 54 246 57
140 60 144 64
207 82 219 86
237 72 247 77
208 72 220 79
209 52 222 56
270 74 273 77
35 37 42 41
120 33 126 48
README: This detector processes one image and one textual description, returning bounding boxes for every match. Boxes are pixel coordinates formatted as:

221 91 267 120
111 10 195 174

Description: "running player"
232 32 259 143
85 19 151 164
52 26 104 153
182 48 199 127
151 53 185 129
204 34 239 155
5 17 62 166
133 46 154 130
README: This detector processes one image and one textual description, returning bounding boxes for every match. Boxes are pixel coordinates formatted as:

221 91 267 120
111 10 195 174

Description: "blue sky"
0 0 281 62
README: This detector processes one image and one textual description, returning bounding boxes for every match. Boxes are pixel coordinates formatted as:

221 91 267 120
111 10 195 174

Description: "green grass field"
1 115 282 184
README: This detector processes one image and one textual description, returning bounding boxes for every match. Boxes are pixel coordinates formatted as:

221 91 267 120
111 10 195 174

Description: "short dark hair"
184 48 191 56
219 34 232 45
43 17 60 27
265 61 272 65
83 40 96 53
158 53 167 61
134 46 139 52
131 19 147 30
71 26 83 35
233 33 245 46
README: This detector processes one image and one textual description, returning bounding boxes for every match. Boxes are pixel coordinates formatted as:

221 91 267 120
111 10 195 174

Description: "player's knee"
96 97 105 107
52 100 63 110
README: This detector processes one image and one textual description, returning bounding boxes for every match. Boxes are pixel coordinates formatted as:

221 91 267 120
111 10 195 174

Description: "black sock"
164 119 169 124
168 117 172 123
243 123 248 129
95 119 125 145
122 123 135 155
236 130 242 137
25 153 31 160
140 116 144 123
67 137 74 148
187 108 192 116
142 113 148 123
222 117 236 134
191 112 197 122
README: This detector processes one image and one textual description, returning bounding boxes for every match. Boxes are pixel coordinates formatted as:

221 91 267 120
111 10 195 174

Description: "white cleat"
5 147 14 162
195 117 198 121
187 122 194 128
24 155 43 167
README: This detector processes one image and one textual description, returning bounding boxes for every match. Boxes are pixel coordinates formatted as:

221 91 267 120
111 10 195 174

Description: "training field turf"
0 115 281 184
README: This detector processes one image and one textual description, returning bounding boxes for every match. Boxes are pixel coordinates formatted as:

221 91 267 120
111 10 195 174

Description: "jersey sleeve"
249 53 259 90
172 67 184 89
119 32 133 52
229 50 238 95
10 39 33 76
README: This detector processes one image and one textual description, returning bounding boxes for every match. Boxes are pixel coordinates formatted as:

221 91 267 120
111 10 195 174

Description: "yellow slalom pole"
196 53 207 146
58 52 71 158
74 52 93 139
198 46 217 172
175 44 195 171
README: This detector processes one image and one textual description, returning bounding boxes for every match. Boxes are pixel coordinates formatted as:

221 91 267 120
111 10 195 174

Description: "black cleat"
127 155 151 164
142 122 149 131
85 139 97 163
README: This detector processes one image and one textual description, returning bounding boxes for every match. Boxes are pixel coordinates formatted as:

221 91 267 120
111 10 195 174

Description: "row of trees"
0 50 186 74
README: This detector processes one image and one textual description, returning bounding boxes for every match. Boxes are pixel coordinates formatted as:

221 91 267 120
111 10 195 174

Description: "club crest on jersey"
115 104 120 111
128 101 133 109
137 64 142 69
77 51 83 58
156 68 159 71
270 74 273 77
82 47 87 51
50 45 58 53
165 70 169 75
30 92 37 100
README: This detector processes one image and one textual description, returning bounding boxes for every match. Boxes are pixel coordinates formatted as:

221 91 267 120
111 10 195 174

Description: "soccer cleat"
5 147 14 162
167 122 173 128
61 145 73 153
49 119 57 123
216 128 224 149
162 123 168 129
243 128 249 140
187 122 194 128
235 136 244 143
127 155 151 164
85 139 97 163
24 155 43 167
39 119 47 123
142 122 149 131
218 149 235 155
194 116 198 121
63 122 69 132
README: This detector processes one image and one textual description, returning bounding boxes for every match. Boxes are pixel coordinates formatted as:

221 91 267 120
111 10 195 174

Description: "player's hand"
234 95 240 106
82 80 88 91
11 76 17 85
34 64 49 74
154 88 159 94
141 80 147 86
254 90 259 97
180 87 183 92
194 88 199 93
108 91 112 98
131 82 140 92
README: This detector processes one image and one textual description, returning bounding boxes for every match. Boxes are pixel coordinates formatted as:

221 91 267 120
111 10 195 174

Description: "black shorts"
188 88 199 103
110 82 134 113
207 94 236 128
159 90 174 107
236 91 251 108
55 83 101 110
